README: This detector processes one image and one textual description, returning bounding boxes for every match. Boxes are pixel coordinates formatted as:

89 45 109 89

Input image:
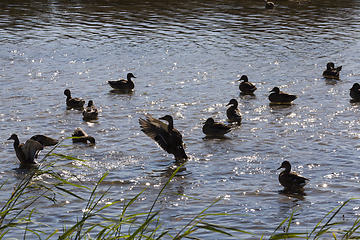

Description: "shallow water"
1 0 360 238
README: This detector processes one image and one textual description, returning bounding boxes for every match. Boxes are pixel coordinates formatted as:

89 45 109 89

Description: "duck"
350 83 360 101
82 100 99 120
269 87 297 104
265 0 275 9
108 73 136 90
277 161 309 190
323 62 342 79
202 118 231 136
139 114 188 160
64 89 85 109
238 75 257 94
72 127 95 144
226 99 242 123
8 134 44 166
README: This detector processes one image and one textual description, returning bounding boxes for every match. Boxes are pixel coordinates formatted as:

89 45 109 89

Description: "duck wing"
30 135 58 146
139 114 171 152
227 107 242 122
240 82 257 94
323 67 341 78
280 171 309 189
203 122 231 136
21 140 43 164
108 79 131 89
67 98 85 108
281 92 297 102
269 92 297 103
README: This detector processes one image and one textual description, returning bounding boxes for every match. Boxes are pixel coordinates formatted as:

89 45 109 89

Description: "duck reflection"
278 188 307 201
109 89 135 95
239 92 257 100
269 103 296 112
152 163 188 179
324 78 340 85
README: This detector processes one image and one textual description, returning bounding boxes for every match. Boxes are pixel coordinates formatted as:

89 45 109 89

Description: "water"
1 0 360 238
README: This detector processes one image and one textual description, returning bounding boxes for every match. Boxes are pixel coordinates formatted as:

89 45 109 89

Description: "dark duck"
139 114 188 160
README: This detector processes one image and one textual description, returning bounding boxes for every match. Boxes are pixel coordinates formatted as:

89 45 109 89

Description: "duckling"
269 87 297 104
139 114 188 160
323 62 342 79
238 75 257 94
265 0 275 9
350 83 360 101
7 134 44 166
202 118 231 136
30 135 58 146
277 161 309 190
72 127 95 144
226 99 242 123
82 100 99 120
108 73 136 90
64 89 85 109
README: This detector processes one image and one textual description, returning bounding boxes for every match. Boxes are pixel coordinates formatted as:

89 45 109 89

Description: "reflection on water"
1 0 360 238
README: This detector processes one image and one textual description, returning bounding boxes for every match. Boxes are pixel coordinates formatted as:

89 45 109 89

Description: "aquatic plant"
1 140 360 239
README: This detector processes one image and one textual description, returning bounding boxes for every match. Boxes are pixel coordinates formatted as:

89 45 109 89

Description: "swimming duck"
30 135 59 146
350 83 360 101
64 89 85 109
8 134 44 165
72 127 95 144
265 0 275 9
269 87 297 104
108 73 136 90
202 118 231 136
277 161 309 190
139 114 188 160
323 62 342 79
238 75 257 94
226 99 242 123
82 100 99 120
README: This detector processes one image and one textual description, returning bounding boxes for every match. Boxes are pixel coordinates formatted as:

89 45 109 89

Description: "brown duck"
269 87 297 104
323 62 342 79
64 89 85 108
108 73 136 90
226 99 242 123
238 75 257 95
139 114 188 160
8 134 58 165
202 118 231 136
72 127 95 144
277 161 309 190
350 83 360 101
82 100 99 120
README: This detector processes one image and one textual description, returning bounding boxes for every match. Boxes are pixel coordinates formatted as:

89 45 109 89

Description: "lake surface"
1 0 360 238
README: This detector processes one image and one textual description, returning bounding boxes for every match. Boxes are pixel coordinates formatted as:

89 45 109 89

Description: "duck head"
350 83 360 90
238 75 248 82
270 87 280 93
159 115 173 122
87 100 94 107
326 62 335 70
64 89 71 97
277 160 291 171
7 133 18 141
127 73 136 79
204 118 215 125
226 98 239 107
